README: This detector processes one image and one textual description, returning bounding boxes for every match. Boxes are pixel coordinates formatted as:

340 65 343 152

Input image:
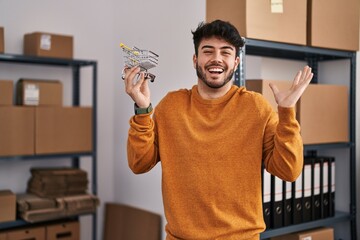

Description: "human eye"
222 51 232 56
203 49 213 54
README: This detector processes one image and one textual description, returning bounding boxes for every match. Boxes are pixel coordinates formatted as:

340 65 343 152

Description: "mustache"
205 63 225 68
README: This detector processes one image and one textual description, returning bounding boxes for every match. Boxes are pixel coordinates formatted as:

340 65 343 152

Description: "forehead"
199 36 235 50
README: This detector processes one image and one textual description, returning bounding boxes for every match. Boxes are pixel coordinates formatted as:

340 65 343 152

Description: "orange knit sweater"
127 85 303 240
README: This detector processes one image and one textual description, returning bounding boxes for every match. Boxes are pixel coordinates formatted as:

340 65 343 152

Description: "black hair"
192 19 244 57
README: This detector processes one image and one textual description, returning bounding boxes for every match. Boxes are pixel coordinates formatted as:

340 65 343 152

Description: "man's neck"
197 81 233 100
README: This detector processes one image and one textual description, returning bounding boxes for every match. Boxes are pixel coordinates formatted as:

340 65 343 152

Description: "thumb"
269 83 279 97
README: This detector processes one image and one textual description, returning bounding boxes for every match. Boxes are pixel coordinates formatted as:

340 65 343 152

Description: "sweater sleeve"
263 107 303 182
127 112 160 174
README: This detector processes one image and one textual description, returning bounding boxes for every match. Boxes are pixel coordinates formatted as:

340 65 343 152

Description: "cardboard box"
0 27 4 53
104 203 161 240
308 0 359 51
0 106 35 156
246 80 349 144
298 84 349 144
46 221 80 240
206 0 307 45
0 232 6 240
6 226 46 240
35 107 92 154
16 79 63 106
271 227 334 240
0 80 13 105
24 32 73 59
0 190 16 223
245 79 293 112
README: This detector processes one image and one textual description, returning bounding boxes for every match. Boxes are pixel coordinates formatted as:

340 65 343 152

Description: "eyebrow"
201 45 235 51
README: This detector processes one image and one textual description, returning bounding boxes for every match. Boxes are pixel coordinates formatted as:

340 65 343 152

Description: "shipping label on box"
0 190 16 223
24 32 73 59
0 80 14 105
271 0 284 13
24 83 40 105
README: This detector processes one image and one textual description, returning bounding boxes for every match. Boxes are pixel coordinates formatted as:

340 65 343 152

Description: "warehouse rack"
0 53 98 240
236 39 357 240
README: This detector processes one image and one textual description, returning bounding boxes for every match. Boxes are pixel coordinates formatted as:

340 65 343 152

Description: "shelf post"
349 52 357 240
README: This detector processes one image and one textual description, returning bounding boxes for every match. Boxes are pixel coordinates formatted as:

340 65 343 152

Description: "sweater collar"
192 85 239 105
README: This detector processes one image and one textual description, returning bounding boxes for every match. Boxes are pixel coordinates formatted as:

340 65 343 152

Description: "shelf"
0 214 92 230
0 152 94 161
0 53 96 67
260 211 352 239
244 39 355 61
0 53 98 240
304 142 353 151
241 38 357 239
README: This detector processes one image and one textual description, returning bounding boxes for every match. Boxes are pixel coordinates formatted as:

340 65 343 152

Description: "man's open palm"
269 66 314 108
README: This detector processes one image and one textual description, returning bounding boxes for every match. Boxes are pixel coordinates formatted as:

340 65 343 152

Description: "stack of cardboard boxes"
15 168 99 223
0 29 90 240
0 78 92 156
0 221 79 240
0 190 16 224
206 0 359 51
0 80 35 156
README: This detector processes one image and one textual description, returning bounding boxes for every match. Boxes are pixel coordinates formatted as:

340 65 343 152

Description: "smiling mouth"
207 67 224 74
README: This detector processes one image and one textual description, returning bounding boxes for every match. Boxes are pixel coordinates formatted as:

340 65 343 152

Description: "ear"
192 54 197 69
234 56 240 70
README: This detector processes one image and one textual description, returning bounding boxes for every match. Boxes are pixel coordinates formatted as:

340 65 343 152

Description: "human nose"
210 51 223 63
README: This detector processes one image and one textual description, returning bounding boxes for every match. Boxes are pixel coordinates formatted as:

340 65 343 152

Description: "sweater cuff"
132 112 153 126
277 106 297 123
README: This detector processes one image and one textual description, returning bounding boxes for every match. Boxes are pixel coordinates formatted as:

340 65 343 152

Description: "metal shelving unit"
0 53 98 240
235 39 357 239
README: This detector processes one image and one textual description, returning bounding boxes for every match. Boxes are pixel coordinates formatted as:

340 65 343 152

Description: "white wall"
113 0 207 237
0 1 115 239
0 1 359 240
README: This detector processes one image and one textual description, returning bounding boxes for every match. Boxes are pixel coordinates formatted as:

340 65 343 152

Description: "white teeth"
209 68 224 73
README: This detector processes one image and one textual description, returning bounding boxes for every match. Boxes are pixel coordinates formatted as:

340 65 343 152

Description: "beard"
196 62 235 89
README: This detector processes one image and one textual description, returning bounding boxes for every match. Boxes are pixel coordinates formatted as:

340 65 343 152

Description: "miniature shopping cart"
120 43 159 82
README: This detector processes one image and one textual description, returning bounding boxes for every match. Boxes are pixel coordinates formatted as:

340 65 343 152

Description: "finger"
269 83 280 96
301 66 312 82
305 67 313 82
292 70 302 87
134 72 145 89
140 74 149 93
124 67 141 94
121 66 130 80
124 66 140 86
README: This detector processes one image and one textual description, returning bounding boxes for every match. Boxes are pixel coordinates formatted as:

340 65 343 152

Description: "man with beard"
123 20 313 240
